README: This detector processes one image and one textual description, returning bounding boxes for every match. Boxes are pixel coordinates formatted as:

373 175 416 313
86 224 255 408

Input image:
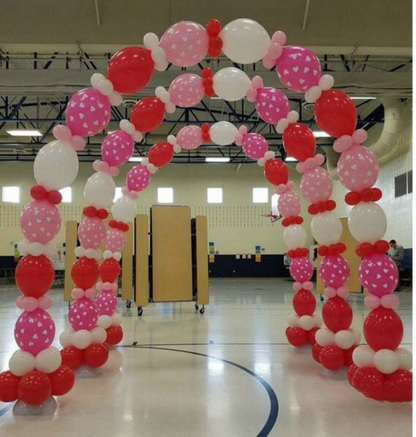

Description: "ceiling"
0 0 412 163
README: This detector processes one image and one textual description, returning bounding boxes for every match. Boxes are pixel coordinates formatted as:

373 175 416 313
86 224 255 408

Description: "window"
157 187 173 204
114 187 123 202
253 188 268 203
59 187 72 203
2 186 20 203
207 188 223 204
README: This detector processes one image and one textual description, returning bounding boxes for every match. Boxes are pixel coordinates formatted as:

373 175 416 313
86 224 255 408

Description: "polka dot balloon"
126 165 151 192
242 133 268 160
278 191 301 218
105 228 126 253
176 125 203 150
169 74 204 108
290 257 313 283
78 217 107 250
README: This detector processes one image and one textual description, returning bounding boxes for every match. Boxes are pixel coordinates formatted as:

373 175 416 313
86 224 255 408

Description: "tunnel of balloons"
0 18 411 408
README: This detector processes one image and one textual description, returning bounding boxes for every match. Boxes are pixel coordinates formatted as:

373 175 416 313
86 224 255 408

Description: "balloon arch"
0 18 411 406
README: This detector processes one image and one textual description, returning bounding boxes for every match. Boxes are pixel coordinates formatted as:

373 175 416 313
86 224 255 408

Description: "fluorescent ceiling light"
7 129 42 137
285 156 298 162
129 157 144 162
205 157 230 163
313 131 330 138
350 96 377 100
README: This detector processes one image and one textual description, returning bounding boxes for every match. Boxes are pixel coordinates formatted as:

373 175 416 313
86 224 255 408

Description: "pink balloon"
78 217 106 250
105 228 126 253
169 74 204 107
276 46 321 93
176 125 203 150
290 257 313 282
65 88 111 137
160 21 209 67
68 297 98 331
102 131 134 167
300 167 333 203
242 133 268 160
337 144 379 191
21 200 61 244
96 290 118 316
319 254 350 289
255 88 290 124
278 191 301 218
14 309 55 356
126 165 151 192
359 254 398 297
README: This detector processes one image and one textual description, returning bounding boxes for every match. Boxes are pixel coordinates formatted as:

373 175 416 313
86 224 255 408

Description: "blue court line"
0 403 13 417
135 345 279 437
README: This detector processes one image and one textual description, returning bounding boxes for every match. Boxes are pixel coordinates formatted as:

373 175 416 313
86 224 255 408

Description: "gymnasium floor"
0 278 412 436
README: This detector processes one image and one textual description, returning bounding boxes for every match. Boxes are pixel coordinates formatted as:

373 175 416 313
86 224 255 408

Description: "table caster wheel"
68 302 71 309
199 305 205 314
138 307 143 317
126 300 132 309
195 303 199 311
320 295 324 302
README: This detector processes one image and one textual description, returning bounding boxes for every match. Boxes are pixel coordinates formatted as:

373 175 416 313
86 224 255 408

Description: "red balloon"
15 254 54 298
107 47 154 94
343 346 356 367
18 370 51 406
60 346 84 370
306 327 319 345
71 256 99 290
83 343 109 368
319 345 344 370
364 307 403 351
322 296 353 333
148 142 174 167
314 90 357 138
0 371 21 402
283 123 316 162
48 365 75 396
264 159 289 186
352 367 385 401
293 289 316 316
106 325 123 345
347 364 359 386
286 327 307 347
130 97 165 132
312 343 323 363
99 258 121 283
384 369 412 402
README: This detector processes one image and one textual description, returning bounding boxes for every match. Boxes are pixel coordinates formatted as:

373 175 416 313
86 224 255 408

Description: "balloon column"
0 129 81 406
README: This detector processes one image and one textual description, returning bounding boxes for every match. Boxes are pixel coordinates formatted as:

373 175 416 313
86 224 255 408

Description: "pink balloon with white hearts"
126 165 152 192
255 87 290 124
14 309 55 356
277 190 301 218
300 167 333 204
242 133 269 160
290 257 313 283
159 21 209 67
169 74 204 108
68 297 98 331
276 46 321 93
105 228 126 253
96 289 118 316
78 217 107 250
176 125 203 150
101 131 134 167
65 88 111 137
319 254 350 289
358 253 398 297
20 199 61 244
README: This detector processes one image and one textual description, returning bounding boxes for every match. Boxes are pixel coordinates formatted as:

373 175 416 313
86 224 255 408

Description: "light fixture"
7 129 42 137
129 157 144 162
350 96 377 100
312 131 330 138
285 156 298 162
205 157 230 163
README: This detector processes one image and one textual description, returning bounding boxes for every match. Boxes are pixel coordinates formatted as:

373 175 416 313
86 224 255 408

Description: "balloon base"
13 396 57 416
75 365 102 379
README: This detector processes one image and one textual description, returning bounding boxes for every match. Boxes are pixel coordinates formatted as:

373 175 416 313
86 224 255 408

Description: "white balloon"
34 140 79 190
97 315 112 329
9 350 35 376
374 349 400 374
353 345 375 367
396 348 412 370
91 327 107 344
315 328 334 347
288 314 300 328
299 315 314 331
283 225 307 250
213 68 251 102
111 312 123 326
35 346 62 373
349 202 387 243
72 330 93 350
209 121 238 146
112 195 137 223
311 212 342 245
59 329 74 347
313 315 322 327
334 330 355 349
84 171 115 209
220 19 270 64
